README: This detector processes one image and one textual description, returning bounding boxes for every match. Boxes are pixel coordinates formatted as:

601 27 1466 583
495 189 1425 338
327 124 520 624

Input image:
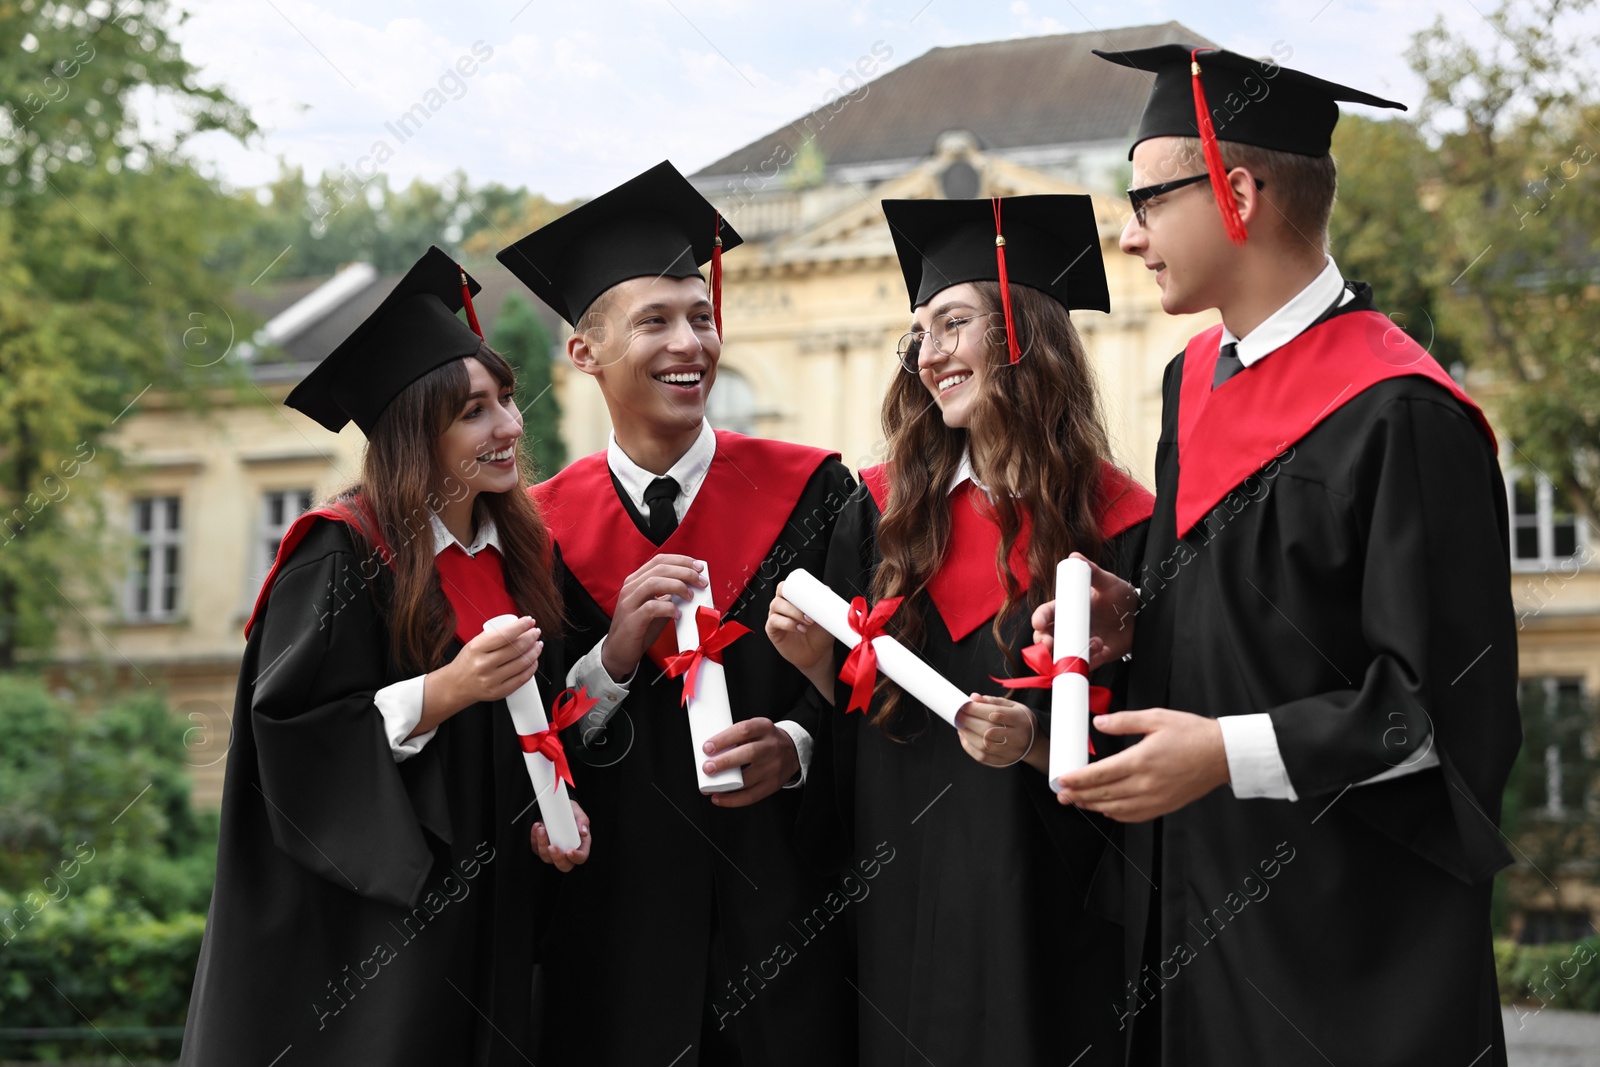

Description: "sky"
158 0 1579 201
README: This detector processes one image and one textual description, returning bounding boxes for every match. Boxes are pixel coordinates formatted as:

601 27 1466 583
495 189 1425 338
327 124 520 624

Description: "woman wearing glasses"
767 196 1153 1065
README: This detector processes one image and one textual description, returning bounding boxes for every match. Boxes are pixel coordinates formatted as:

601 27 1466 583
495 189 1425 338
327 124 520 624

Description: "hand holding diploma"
1029 552 1140 668
665 562 747 794
484 614 582 852
780 569 971 727
532 798 592 872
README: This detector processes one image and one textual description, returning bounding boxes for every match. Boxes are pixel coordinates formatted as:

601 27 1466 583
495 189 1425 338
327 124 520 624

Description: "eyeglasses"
1126 172 1265 226
895 311 1006 373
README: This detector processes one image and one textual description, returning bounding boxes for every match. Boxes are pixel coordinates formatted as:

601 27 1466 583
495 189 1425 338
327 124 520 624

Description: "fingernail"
703 761 716 773
703 741 714 754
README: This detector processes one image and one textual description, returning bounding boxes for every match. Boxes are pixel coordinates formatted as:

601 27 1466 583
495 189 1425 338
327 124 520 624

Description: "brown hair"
334 343 563 674
1167 136 1338 249
870 281 1114 730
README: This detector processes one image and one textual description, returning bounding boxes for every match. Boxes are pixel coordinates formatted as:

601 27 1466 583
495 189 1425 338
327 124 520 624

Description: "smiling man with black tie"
497 161 856 1067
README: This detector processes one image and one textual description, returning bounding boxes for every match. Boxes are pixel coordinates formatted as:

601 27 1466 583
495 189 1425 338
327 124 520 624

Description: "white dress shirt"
372 513 503 762
564 420 814 787
1212 255 1440 801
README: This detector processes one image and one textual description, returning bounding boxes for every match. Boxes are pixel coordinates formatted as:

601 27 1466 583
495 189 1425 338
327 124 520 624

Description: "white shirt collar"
1222 255 1352 368
429 511 501 557
606 418 717 520
947 451 1002 501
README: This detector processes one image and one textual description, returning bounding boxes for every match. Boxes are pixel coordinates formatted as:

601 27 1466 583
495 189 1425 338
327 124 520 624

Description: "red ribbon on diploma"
838 595 904 714
518 686 599 789
664 606 751 704
990 643 1111 754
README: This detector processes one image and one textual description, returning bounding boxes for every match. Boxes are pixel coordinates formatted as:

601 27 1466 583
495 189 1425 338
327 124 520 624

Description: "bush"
0 674 215 1061
0 886 202 1062
0 674 216 917
1497 937 1600 1014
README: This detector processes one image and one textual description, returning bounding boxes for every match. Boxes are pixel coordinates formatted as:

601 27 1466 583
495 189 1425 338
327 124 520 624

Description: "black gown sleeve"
1267 391 1520 882
249 534 436 909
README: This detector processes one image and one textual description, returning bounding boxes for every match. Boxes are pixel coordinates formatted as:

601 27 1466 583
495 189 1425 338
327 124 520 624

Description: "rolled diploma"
672 561 744 794
484 614 580 850
781 568 968 728
1049 558 1092 793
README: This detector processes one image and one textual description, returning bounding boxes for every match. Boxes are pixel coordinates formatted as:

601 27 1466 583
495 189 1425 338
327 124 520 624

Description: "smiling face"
435 356 524 499
1119 136 1240 316
572 273 720 441
910 282 1005 431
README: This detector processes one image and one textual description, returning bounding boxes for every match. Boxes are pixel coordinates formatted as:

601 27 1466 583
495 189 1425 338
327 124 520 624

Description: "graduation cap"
285 245 485 435
1094 44 1406 243
495 160 742 335
882 195 1108 363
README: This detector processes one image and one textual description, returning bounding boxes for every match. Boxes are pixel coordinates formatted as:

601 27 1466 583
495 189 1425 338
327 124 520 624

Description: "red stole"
244 499 519 644
532 431 836 666
861 461 1154 642
1175 309 1496 538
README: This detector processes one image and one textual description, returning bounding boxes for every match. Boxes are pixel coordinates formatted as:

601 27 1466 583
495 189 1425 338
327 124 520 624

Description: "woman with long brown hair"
182 248 585 1066
768 197 1153 1065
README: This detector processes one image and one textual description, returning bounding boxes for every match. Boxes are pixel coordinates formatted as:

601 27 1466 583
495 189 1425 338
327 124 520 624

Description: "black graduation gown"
1121 289 1521 1066
180 520 564 1066
532 436 857 1067
799 474 1152 1067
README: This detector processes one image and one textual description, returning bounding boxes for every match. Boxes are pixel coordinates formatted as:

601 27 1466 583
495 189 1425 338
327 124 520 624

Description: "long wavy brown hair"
332 343 564 674
870 281 1112 730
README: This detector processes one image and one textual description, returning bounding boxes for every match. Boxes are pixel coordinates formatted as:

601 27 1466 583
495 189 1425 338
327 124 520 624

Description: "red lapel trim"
534 431 836 661
1175 310 1496 538
244 502 383 638
860 461 1154 642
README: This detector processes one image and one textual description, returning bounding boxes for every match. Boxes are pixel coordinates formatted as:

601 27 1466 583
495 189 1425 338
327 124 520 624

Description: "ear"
1230 165 1264 229
567 331 603 379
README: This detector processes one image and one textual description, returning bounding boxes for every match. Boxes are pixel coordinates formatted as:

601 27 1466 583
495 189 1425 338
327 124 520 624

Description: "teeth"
655 371 703 385
478 446 514 462
938 373 971 394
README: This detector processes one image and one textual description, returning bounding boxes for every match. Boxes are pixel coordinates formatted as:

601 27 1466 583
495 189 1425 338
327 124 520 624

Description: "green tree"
491 291 565 477
1407 0 1600 524
1329 115 1464 371
0 0 255 665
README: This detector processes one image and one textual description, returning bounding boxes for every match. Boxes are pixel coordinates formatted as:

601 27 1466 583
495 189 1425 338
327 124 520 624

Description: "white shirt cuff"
1354 729 1440 787
374 674 435 762
1218 713 1298 801
566 637 633 726
774 720 813 788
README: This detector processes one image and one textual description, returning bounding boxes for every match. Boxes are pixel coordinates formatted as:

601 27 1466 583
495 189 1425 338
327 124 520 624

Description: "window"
707 367 759 436
1517 677 1590 816
1508 467 1584 567
260 489 314 578
127 496 182 621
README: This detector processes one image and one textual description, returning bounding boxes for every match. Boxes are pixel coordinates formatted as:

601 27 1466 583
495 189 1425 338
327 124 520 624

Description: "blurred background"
1 0 1597 1062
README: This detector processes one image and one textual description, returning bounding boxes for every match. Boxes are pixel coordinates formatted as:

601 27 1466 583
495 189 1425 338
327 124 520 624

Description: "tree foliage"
0 0 256 666
490 291 565 477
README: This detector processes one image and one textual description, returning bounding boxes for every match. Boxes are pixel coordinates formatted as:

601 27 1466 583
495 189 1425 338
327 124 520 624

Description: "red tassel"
711 213 724 341
458 265 483 338
1190 49 1249 246
992 197 1022 363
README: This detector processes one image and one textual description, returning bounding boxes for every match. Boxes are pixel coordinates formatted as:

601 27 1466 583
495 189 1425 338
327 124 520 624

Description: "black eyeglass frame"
1126 172 1266 224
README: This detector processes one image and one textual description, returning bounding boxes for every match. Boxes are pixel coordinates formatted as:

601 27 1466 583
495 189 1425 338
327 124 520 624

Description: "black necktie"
643 476 681 544
1212 342 1244 389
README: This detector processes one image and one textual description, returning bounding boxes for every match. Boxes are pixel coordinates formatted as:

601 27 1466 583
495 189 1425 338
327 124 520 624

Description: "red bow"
518 686 598 789
990 643 1110 754
838 595 904 714
664 606 750 704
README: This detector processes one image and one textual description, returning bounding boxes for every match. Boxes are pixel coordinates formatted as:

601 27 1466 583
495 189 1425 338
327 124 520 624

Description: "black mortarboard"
495 160 742 331
285 245 485 434
1098 45 1405 244
882 195 1108 361
1094 44 1406 159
